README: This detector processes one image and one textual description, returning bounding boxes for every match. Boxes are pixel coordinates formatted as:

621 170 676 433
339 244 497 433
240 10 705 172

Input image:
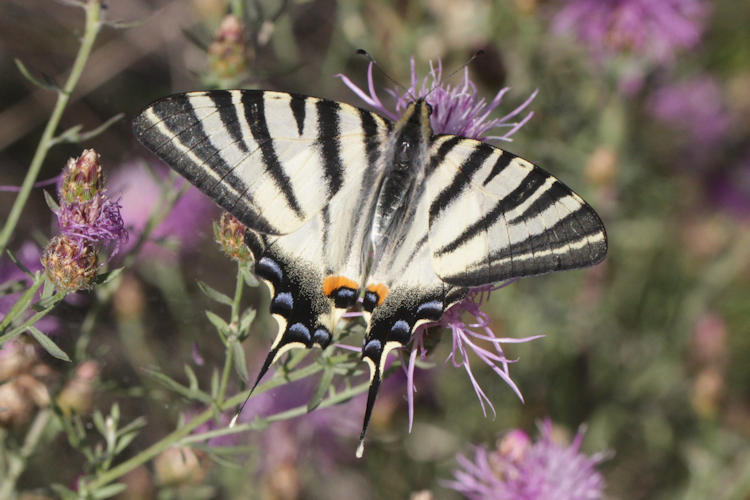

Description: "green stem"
0 409 53 500
217 264 245 404
180 380 370 445
0 0 103 256
86 353 355 490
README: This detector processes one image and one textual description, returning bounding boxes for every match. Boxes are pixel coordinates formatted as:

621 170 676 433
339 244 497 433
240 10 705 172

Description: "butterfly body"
133 89 607 453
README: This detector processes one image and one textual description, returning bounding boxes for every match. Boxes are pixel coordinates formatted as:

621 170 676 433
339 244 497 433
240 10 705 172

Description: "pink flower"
405 284 543 431
446 419 607 500
337 58 536 142
552 0 709 64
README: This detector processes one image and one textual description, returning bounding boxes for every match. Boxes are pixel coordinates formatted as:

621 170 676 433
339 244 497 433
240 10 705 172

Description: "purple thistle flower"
57 195 128 257
552 0 709 64
445 419 607 500
404 284 543 431
648 75 729 149
337 59 537 141
54 150 128 258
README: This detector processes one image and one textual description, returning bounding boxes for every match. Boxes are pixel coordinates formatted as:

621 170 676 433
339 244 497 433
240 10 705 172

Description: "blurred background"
1 0 749 498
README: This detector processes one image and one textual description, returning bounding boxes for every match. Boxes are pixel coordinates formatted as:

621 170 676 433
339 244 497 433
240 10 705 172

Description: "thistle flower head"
214 211 252 263
337 58 537 141
42 235 98 293
552 0 709 64
208 14 250 83
58 148 103 204
446 419 607 500
404 284 543 431
57 194 128 255
54 150 128 258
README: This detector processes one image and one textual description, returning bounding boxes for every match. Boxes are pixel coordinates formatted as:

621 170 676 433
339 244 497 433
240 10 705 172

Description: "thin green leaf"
92 267 124 286
307 364 335 412
91 482 127 499
197 281 234 306
41 276 55 299
241 266 259 287
0 278 27 296
210 368 219 398
0 273 42 332
50 483 79 500
6 249 33 277
15 58 59 91
238 308 256 338
117 416 147 436
103 19 145 29
114 430 139 455
42 189 60 212
144 369 211 403
205 310 230 342
231 341 249 384
61 113 124 144
26 326 71 361
185 364 200 391
93 410 107 437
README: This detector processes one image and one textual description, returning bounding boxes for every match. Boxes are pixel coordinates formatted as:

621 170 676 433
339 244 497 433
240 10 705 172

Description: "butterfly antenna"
356 49 418 103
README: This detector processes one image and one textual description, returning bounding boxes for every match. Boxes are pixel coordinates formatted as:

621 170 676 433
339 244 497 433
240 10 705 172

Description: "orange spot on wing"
322 275 359 297
367 283 389 306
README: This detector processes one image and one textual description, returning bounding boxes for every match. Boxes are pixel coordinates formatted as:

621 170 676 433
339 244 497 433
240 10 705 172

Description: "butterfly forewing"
133 90 391 235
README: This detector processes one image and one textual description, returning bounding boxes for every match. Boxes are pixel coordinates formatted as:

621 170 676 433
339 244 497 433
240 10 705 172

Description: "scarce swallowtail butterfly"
133 88 607 456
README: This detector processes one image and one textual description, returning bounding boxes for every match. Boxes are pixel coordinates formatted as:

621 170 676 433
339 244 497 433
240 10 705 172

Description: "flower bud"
214 212 252 263
56 360 100 416
0 374 50 429
263 462 300 500
59 149 103 204
0 338 39 381
154 446 206 486
585 146 619 188
208 15 250 82
42 235 98 293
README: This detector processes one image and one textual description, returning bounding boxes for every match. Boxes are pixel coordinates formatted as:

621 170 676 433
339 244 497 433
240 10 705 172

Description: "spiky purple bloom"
337 59 536 142
57 195 128 256
446 420 606 500
552 0 708 64
648 75 728 148
55 150 128 257
404 284 543 431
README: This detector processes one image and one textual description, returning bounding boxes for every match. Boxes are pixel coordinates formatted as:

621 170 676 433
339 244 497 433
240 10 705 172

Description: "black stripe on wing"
433 166 550 257
428 141 494 220
241 92 305 219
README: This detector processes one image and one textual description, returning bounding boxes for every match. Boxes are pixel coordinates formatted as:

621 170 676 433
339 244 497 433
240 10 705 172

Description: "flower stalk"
0 0 103 256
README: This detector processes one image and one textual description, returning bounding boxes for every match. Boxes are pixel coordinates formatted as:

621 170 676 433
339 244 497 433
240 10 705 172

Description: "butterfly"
133 89 607 455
